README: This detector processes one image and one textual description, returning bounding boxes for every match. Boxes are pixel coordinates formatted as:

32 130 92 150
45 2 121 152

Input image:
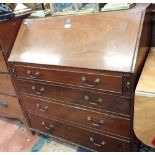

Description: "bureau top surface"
8 10 144 72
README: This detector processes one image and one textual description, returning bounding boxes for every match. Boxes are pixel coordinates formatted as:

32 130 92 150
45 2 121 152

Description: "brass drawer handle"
89 137 106 147
27 70 40 79
0 101 8 108
87 116 104 127
32 86 45 95
36 104 48 112
81 77 101 88
84 95 103 106
42 121 54 130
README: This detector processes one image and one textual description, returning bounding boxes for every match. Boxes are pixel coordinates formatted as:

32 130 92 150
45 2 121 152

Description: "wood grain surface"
136 48 155 93
134 48 155 148
21 95 130 138
28 112 130 152
8 4 152 151
0 52 8 73
0 93 23 117
0 74 16 96
8 11 142 72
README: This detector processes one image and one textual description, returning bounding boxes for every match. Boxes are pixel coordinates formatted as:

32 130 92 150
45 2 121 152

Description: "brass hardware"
97 98 103 103
84 95 90 101
81 77 101 88
86 116 104 127
126 82 131 89
27 70 40 79
89 137 106 147
41 122 54 130
0 101 8 108
84 95 103 106
36 104 48 112
32 86 45 95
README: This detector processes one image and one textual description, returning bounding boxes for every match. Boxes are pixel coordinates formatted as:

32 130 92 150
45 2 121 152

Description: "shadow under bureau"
8 4 152 151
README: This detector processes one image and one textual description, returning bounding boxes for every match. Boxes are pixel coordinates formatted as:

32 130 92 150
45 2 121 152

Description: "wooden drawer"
16 79 130 115
13 65 123 94
0 94 23 117
0 73 16 96
28 112 130 152
21 95 130 138
0 52 8 73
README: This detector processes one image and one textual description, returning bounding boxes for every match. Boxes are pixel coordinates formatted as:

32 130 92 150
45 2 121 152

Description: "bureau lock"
64 18 72 29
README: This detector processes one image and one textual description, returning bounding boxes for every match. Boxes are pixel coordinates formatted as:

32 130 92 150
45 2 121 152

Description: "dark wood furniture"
8 4 152 151
0 14 30 127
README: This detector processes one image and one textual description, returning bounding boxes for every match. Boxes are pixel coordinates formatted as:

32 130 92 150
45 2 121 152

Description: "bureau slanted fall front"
8 4 152 151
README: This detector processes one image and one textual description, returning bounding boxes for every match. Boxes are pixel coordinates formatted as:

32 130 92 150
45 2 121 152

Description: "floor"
0 117 89 152
0 117 154 152
0 117 39 151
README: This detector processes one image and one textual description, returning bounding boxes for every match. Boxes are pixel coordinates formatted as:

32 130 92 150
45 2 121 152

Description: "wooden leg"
19 117 35 142
31 130 36 135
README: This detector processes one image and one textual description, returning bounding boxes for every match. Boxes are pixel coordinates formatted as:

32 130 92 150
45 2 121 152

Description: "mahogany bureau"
8 4 152 151
0 14 30 128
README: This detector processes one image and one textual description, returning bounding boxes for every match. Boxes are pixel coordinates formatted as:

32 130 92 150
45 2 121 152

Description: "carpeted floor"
0 117 154 152
30 135 90 152
0 117 39 152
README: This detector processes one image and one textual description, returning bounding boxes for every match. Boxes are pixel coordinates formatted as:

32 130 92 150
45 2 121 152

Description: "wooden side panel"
0 18 23 59
151 4 155 46
0 52 8 73
0 74 16 96
133 5 152 86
